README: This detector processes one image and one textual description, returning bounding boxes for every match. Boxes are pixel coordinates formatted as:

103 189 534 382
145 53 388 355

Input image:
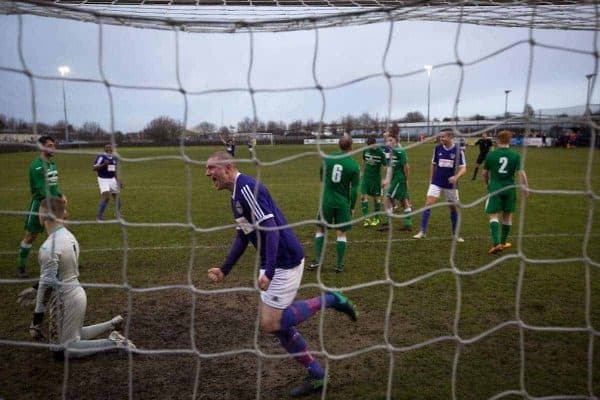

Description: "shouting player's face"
205 157 234 191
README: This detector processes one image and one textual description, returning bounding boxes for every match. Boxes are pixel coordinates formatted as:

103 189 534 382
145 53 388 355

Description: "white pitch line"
0 232 595 255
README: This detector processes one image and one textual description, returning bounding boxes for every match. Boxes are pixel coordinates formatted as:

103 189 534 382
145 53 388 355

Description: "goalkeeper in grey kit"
21 196 135 359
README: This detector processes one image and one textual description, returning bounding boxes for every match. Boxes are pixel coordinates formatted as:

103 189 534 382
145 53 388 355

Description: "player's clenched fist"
207 268 224 282
257 275 271 291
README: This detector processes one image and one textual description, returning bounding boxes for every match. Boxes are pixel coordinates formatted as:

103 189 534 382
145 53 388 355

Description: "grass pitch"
0 142 599 399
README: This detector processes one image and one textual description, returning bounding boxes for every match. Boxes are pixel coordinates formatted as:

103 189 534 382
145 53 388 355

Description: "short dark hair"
38 135 56 145
366 136 376 145
339 135 353 151
439 128 454 137
387 132 398 142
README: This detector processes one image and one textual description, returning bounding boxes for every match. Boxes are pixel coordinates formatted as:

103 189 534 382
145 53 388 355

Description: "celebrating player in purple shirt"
205 151 358 397
413 128 467 242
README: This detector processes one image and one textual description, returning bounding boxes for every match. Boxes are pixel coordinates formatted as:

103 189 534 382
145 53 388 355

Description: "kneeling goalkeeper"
19 196 134 359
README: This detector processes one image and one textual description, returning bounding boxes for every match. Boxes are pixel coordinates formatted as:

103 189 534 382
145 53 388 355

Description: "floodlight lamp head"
58 66 70 76
424 65 433 75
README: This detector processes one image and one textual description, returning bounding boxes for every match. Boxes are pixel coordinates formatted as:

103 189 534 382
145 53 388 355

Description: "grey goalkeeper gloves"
17 286 37 307
17 285 45 340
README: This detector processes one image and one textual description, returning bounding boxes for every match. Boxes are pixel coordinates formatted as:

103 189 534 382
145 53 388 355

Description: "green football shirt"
321 151 360 210
29 156 62 201
389 145 408 182
362 146 386 179
483 147 521 192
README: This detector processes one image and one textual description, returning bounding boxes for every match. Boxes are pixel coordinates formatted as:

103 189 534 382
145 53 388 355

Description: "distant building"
0 132 38 143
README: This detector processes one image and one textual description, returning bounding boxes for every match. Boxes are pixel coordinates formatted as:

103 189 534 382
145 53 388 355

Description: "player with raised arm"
19 196 134 359
378 132 412 231
220 133 236 157
483 130 529 254
17 135 67 278
93 143 122 221
472 132 494 180
360 136 386 227
413 128 466 242
204 152 358 397
310 135 360 273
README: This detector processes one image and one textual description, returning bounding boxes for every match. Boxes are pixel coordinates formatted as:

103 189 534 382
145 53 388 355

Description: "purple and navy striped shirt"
221 173 304 280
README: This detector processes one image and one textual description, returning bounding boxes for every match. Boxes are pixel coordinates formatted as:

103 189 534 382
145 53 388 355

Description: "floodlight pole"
58 66 70 142
504 89 511 118
425 65 433 137
585 74 596 115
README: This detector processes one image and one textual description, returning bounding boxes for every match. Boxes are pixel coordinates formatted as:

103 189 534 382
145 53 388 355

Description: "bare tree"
266 120 286 136
78 121 106 140
403 111 425 122
469 114 486 121
194 121 216 135
341 115 355 134
288 120 304 136
142 116 184 144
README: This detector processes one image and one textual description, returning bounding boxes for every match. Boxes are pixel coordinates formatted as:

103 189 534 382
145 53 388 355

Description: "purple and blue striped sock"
280 293 337 330
276 327 325 379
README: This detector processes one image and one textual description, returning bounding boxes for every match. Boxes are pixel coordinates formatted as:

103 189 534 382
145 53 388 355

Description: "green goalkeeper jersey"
389 145 408 182
29 156 62 201
362 146 386 179
483 147 521 192
321 151 360 210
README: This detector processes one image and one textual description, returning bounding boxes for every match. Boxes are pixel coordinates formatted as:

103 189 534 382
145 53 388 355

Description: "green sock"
374 201 382 221
18 242 32 269
489 220 500 246
501 224 511 244
403 208 412 228
361 201 369 217
314 235 324 263
336 239 347 270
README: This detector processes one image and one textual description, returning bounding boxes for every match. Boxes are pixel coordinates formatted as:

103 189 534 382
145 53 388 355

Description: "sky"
0 11 598 133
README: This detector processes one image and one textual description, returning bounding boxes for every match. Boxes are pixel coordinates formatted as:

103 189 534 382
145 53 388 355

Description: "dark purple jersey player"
413 129 467 241
205 151 358 397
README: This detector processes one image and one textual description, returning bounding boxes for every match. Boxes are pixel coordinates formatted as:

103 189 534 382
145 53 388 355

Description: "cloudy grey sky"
0 12 597 132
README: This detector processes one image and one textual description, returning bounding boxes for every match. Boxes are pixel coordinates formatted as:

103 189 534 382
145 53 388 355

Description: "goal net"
0 1 598 399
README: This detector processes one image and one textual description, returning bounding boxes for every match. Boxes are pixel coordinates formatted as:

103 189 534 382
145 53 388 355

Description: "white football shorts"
49 284 87 345
259 259 304 309
426 184 460 203
97 177 119 194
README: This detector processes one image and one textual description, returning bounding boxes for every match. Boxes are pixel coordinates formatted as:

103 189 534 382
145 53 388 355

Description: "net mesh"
0 0 599 399
0 0 598 32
